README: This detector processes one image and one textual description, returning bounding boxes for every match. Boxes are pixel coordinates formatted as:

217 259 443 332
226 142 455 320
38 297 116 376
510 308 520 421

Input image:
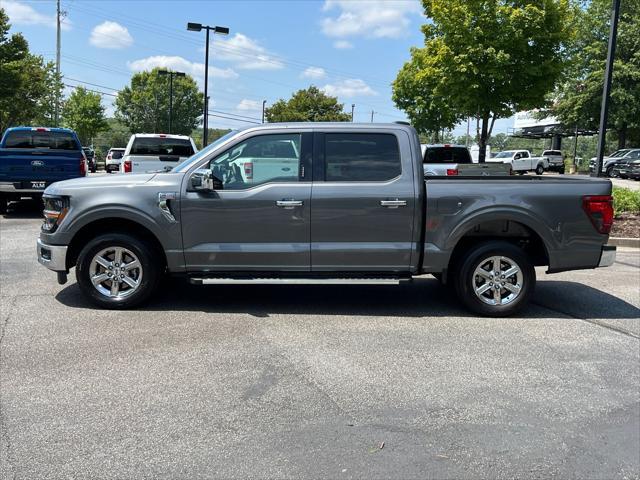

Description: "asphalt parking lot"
1 200 639 479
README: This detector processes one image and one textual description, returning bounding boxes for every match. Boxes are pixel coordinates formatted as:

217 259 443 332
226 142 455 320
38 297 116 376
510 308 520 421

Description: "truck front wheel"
453 241 535 317
76 233 161 309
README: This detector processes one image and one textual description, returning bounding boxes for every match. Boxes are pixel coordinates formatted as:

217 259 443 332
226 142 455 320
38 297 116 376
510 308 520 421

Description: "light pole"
594 0 621 177
351 104 355 122
262 100 267 123
158 70 185 134
187 22 229 146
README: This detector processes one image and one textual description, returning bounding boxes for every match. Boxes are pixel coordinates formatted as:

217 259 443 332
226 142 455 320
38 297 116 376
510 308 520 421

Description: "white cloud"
90 21 133 49
333 40 353 49
127 56 238 80
3 0 71 30
236 99 261 112
214 33 284 70
321 79 378 97
321 0 421 39
301 67 327 80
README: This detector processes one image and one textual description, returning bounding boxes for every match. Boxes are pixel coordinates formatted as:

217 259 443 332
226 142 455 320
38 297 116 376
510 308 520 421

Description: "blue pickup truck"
0 127 87 213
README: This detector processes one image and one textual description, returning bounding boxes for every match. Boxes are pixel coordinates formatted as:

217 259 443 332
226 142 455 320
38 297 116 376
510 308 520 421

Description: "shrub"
612 187 640 216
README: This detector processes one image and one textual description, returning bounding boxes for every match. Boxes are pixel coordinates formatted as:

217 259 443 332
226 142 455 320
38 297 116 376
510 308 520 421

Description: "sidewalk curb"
609 237 640 248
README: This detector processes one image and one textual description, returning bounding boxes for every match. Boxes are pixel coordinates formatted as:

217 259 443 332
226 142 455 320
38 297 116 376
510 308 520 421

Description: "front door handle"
380 199 407 208
276 199 303 209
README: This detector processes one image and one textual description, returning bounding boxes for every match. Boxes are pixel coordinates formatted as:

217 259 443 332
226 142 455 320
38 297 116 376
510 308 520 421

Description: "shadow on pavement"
1 198 43 219
55 276 640 320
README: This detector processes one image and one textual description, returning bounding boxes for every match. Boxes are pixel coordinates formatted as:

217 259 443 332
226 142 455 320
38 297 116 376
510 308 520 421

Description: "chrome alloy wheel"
472 255 523 306
89 247 143 299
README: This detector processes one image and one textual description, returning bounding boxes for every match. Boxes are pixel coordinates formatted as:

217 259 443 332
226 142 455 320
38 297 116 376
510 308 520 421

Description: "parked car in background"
612 158 640 179
0 127 86 213
36 123 616 317
589 148 640 176
121 134 197 173
487 150 548 174
604 150 640 178
83 147 96 173
626 160 640 180
105 148 125 173
422 144 511 176
535 150 564 174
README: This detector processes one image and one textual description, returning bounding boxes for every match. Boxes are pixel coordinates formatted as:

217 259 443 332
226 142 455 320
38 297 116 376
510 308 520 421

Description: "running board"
189 277 407 286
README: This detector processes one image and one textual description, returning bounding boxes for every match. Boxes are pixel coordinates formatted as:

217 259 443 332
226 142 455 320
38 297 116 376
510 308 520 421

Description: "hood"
45 173 157 196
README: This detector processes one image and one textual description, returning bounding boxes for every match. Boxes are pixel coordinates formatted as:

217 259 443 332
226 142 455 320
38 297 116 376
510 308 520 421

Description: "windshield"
610 149 630 157
494 151 515 158
130 137 194 156
172 131 238 172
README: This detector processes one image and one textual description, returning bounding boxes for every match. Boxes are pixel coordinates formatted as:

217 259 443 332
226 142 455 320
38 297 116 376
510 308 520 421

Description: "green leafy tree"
62 86 108 145
115 68 203 135
265 86 351 122
191 128 232 150
393 0 574 162
552 0 640 148
0 9 61 133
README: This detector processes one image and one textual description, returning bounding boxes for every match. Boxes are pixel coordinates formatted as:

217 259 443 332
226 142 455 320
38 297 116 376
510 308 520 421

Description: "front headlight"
42 196 69 233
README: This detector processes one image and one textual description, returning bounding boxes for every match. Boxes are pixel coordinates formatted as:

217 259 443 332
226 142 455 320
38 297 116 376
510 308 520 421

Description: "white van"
121 134 198 173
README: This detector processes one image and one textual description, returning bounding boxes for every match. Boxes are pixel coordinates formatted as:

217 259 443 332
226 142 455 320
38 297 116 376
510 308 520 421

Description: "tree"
0 9 61 133
265 86 351 122
552 0 640 148
62 87 108 145
393 0 574 162
115 68 203 135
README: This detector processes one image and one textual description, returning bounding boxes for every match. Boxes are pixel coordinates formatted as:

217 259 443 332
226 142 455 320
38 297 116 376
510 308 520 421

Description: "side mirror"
190 168 223 191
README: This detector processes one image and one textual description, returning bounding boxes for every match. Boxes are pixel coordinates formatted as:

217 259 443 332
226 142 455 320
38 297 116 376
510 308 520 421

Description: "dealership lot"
1 203 639 479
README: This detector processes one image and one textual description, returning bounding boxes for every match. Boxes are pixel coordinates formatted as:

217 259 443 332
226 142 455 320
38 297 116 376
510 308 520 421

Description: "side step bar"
189 278 408 286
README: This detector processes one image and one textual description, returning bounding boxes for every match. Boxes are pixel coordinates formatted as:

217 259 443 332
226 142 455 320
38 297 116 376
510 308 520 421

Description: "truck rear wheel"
535 164 544 175
453 241 535 317
0 197 6 214
76 233 161 309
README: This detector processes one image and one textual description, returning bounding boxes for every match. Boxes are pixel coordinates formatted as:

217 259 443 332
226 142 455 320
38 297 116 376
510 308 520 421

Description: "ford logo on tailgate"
31 160 45 167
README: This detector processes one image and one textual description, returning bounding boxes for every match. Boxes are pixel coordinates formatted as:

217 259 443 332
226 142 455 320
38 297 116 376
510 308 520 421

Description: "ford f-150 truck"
487 150 548 174
36 123 616 317
0 127 87 213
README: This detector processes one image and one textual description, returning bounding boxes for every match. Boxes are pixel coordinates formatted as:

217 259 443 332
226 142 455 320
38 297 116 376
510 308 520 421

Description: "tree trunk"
618 122 627 149
478 113 490 163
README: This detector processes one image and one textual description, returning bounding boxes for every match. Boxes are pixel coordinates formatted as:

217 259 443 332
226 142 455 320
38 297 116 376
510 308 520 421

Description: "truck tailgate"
0 149 82 185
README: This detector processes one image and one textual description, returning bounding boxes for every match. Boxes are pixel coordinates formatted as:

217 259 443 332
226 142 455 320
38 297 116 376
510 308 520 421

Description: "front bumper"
598 245 616 268
37 238 68 272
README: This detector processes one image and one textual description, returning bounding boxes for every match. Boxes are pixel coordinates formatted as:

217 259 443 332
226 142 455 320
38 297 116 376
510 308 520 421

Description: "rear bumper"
37 238 68 272
0 182 45 194
598 245 616 268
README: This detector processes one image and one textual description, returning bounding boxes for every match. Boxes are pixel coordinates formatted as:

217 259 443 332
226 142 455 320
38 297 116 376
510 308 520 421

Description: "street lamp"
158 69 185 134
351 104 355 122
262 100 267 124
187 22 230 146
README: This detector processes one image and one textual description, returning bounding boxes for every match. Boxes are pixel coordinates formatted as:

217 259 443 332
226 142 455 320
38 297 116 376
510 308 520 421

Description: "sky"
3 0 513 135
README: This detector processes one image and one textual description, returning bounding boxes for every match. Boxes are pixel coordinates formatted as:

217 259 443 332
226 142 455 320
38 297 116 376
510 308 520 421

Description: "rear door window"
324 133 401 182
130 137 194 156
424 147 472 164
4 131 78 150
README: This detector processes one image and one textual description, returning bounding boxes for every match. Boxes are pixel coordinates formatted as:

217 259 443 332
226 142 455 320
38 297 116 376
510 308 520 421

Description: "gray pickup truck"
37 123 616 316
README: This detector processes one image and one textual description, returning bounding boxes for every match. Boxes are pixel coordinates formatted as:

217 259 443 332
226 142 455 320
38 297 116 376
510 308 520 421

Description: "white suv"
105 148 125 173
121 134 198 173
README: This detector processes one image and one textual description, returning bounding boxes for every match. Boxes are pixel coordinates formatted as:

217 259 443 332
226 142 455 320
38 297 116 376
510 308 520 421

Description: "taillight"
244 161 253 180
79 153 87 176
123 159 132 173
446 168 458 176
582 195 613 234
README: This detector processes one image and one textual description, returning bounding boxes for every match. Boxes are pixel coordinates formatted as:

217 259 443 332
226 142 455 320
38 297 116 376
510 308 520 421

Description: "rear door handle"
380 199 407 208
276 199 303 209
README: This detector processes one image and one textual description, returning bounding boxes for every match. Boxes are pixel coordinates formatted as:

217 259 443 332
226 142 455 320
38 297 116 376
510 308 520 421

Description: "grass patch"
613 187 640 216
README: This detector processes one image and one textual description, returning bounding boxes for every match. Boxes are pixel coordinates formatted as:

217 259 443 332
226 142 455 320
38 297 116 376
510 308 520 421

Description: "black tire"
452 241 535 317
0 196 6 214
535 164 544 175
559 168 565 175
606 166 615 177
75 233 162 309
